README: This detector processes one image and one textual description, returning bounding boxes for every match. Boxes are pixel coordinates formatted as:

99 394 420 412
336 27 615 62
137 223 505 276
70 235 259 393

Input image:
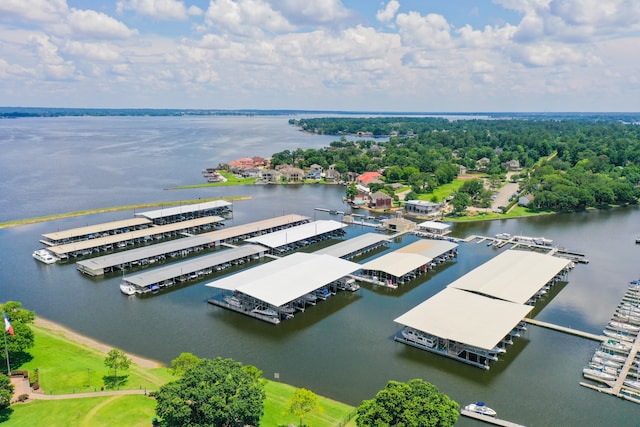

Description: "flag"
3 312 14 336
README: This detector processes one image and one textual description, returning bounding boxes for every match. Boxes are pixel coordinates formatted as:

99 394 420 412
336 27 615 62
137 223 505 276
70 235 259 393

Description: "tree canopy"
0 374 14 410
103 348 131 389
155 357 266 427
1 301 35 369
170 352 201 376
356 379 459 427
287 388 320 427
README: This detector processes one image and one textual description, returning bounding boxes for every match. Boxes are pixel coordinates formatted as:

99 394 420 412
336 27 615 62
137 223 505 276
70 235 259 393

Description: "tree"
104 349 131 389
356 379 459 427
345 183 358 201
0 374 14 410
155 357 266 427
0 301 35 368
287 388 320 427
170 352 201 376
450 192 471 214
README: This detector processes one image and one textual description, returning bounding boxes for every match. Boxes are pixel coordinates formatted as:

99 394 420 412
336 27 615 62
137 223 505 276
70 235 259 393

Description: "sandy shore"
34 317 164 369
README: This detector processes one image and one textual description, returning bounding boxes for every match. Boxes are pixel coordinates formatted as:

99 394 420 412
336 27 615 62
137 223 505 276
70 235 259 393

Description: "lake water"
1 116 639 426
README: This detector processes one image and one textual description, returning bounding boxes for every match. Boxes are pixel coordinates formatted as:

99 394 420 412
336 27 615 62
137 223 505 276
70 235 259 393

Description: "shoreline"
34 317 164 369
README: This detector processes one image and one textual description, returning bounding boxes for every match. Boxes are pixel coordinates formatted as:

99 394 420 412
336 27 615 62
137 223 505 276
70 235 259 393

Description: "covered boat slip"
48 216 224 259
448 250 571 305
134 200 232 224
245 220 347 255
40 217 153 246
359 239 458 288
121 244 266 294
313 232 390 259
416 220 452 235
75 214 310 276
394 288 533 369
205 252 360 323
201 214 310 245
76 235 216 276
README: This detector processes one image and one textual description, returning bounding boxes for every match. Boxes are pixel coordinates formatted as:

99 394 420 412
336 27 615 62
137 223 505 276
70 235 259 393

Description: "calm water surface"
1 116 639 426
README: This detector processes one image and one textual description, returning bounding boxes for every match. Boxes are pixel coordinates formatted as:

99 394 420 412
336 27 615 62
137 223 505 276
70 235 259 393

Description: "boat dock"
523 318 606 341
461 234 589 263
460 410 526 427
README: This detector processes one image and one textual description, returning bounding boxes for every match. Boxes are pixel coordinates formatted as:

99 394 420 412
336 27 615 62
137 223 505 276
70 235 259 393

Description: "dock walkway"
524 318 605 341
460 410 526 427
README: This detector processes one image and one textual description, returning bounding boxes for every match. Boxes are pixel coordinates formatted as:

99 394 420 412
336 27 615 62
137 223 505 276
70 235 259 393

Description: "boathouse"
120 245 266 295
245 220 347 255
76 214 310 276
135 200 232 225
40 217 153 246
48 216 224 260
205 252 361 323
416 220 451 236
313 232 390 260
394 250 573 369
358 239 458 288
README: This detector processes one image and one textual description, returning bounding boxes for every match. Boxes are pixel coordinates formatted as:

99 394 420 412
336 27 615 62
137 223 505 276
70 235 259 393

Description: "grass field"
1 321 356 426
416 179 465 203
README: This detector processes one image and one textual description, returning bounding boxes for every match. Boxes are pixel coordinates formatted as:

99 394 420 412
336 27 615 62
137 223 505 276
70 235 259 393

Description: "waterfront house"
370 191 392 209
404 200 442 217
281 166 304 182
382 217 416 232
260 169 281 183
357 171 383 186
324 165 341 182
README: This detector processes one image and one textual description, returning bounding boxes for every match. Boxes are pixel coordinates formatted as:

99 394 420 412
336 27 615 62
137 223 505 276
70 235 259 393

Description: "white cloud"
377 0 400 24
116 0 202 20
272 0 353 26
204 0 295 36
396 11 452 49
60 41 122 62
68 9 138 39
28 34 78 80
0 0 69 25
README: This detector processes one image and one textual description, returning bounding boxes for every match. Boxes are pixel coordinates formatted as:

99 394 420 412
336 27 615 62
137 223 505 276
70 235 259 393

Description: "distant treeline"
281 116 640 212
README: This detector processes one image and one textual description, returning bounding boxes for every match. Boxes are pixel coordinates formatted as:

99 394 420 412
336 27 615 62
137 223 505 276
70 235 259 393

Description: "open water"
1 116 639 426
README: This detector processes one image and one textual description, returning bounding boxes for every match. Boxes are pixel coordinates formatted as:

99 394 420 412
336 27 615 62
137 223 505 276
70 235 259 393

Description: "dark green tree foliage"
170 352 201 376
356 379 459 427
0 374 14 409
155 357 266 427
0 302 35 360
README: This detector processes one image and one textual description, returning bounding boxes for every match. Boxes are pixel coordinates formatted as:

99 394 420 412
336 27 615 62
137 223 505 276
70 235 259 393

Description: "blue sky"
0 0 638 111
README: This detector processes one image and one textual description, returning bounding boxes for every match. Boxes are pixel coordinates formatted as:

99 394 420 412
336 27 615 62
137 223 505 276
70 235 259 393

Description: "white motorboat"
303 293 317 303
495 233 511 240
603 329 635 343
595 350 627 363
252 306 278 317
32 249 59 264
623 379 640 391
609 321 640 333
224 295 243 308
602 339 632 352
591 356 622 369
583 367 617 382
401 328 437 348
464 402 497 417
119 283 138 296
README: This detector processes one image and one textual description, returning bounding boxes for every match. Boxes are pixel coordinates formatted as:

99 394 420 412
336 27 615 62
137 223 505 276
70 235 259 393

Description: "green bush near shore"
1 322 356 426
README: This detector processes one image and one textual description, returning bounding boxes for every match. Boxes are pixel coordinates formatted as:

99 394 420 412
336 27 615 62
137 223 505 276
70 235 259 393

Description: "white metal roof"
124 245 265 288
135 200 232 220
201 214 309 242
48 216 223 255
417 221 451 231
394 287 533 350
245 220 346 249
395 239 458 258
42 217 152 241
360 253 430 277
313 233 390 258
448 250 571 304
204 252 360 307
76 235 215 270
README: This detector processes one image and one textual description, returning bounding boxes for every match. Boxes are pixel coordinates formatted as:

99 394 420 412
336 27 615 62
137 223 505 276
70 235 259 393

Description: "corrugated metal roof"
417 221 451 231
448 250 570 304
205 252 360 307
135 200 232 220
42 217 152 241
394 287 532 350
245 220 346 249
201 214 309 242
395 239 458 258
313 233 390 258
123 245 265 288
359 239 456 277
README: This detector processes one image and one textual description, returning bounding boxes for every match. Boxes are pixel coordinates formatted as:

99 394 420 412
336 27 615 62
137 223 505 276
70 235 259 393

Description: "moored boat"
463 402 497 417
32 249 59 264
119 283 138 296
582 367 617 382
252 306 278 317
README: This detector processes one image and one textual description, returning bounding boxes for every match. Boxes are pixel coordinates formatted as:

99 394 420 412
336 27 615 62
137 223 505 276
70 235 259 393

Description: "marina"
76 214 309 276
394 250 572 369
245 219 347 255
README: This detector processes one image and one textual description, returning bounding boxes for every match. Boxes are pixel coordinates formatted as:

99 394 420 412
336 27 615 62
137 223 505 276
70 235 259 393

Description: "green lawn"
416 179 465 203
168 171 257 189
1 322 356 426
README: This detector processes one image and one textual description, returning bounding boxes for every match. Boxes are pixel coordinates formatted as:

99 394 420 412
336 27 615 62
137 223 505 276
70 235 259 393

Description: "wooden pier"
460 410 526 426
523 318 606 341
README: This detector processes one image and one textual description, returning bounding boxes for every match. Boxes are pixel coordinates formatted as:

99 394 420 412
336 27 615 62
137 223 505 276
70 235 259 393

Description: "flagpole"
2 325 10 376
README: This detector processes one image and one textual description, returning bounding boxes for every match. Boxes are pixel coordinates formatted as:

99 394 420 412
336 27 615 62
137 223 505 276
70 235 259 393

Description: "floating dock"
460 410 526 427
523 318 605 341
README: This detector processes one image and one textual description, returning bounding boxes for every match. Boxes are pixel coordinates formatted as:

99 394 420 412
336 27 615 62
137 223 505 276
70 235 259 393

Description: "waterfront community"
1 113 640 426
